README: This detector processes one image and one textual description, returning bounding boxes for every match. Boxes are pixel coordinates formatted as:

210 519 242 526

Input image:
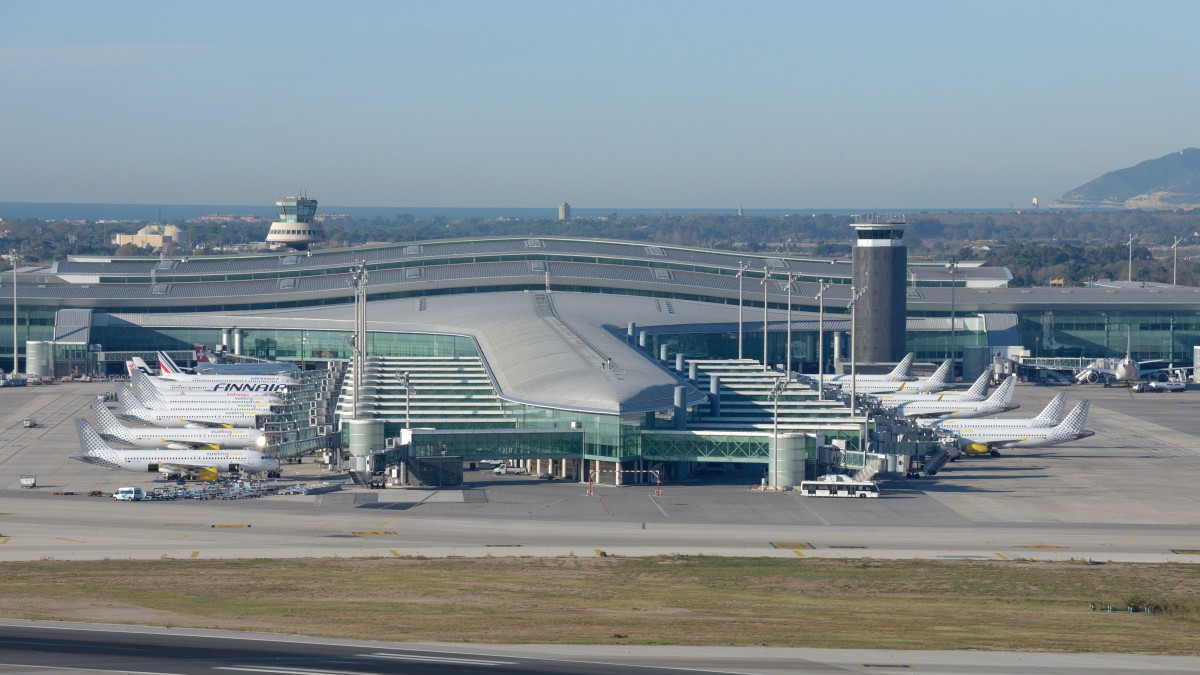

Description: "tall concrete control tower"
851 214 907 363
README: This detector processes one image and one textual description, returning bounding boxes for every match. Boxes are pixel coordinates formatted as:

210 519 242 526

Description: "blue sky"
2 0 1196 209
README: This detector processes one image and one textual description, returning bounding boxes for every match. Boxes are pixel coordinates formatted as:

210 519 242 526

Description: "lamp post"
346 260 369 420
815 279 833 400
784 273 795 382
736 261 748 360
847 285 867 416
1173 236 1183 285
399 371 413 430
770 378 787 489
948 260 958 382
761 265 770 372
1127 233 1136 282
8 250 18 375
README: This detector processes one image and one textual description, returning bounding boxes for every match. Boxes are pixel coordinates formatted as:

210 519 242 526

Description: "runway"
2 620 1198 675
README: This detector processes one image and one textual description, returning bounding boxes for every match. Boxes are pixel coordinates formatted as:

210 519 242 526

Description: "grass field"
2 556 1198 654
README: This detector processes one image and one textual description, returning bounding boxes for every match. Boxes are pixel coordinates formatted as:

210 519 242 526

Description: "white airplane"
91 399 267 450
869 369 991 409
118 389 265 429
73 419 279 481
156 352 298 386
836 359 953 395
822 352 917 384
129 358 294 394
929 399 1093 456
929 393 1066 434
899 375 1019 420
127 376 279 411
191 345 300 376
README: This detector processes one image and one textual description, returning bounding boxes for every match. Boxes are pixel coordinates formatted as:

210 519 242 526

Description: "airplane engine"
147 463 161 472
197 467 219 481
962 443 992 456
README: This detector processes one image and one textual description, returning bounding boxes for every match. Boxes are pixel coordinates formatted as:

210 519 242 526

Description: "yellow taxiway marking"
379 515 401 528
389 550 401 558
793 550 806 557
352 531 396 536
769 541 814 550
0 537 9 545
1020 544 1066 549
55 537 86 544
995 552 1009 560
211 524 252 529
190 551 200 559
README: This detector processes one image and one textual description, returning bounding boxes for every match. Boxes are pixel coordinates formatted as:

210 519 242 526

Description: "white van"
113 487 144 501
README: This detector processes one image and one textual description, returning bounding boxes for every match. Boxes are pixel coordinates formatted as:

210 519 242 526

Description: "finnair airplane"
73 419 279 481
192 345 300 376
91 399 267 450
899 375 1019 420
117 389 265 429
836 359 953 395
128 358 294 393
929 399 1093 455
869 369 991 409
822 352 917 384
157 352 297 386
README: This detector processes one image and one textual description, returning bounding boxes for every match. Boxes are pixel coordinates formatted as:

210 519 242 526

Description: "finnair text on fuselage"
209 382 288 393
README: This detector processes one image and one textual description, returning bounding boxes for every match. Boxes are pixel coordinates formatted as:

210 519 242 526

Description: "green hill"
1052 148 1200 209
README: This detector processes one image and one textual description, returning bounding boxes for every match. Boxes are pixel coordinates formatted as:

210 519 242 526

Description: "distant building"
265 196 326 250
558 202 571 221
111 224 183 250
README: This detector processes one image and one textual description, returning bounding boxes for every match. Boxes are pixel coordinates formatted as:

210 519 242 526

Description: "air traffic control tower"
265 196 325 250
851 214 907 363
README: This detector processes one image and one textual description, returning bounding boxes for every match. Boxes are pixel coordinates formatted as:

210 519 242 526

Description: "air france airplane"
929 399 1093 456
869 369 992 409
192 345 300 376
91 399 267 450
73 419 279 481
156 352 297 386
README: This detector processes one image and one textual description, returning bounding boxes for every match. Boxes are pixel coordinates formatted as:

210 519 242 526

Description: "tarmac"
0 380 1199 562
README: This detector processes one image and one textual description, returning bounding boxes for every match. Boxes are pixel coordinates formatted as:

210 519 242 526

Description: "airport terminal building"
9 234 1200 483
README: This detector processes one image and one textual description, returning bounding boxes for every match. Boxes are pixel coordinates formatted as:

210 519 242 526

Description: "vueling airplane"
869 369 992 409
899 375 1019 420
822 352 917 384
929 399 1093 456
837 359 953 395
91 399 267 450
117 389 265 429
72 419 279 481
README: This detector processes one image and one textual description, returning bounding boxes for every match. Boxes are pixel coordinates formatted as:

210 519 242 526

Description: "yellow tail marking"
0 537 9 545
190 551 200 558
389 549 401 558
793 550 806 557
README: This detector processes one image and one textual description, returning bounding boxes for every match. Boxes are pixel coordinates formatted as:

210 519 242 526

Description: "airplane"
191 345 300 376
127 379 279 412
898 375 1019 420
72 419 279 481
821 352 917 384
929 392 1066 434
156 352 297 386
834 359 953 395
117 389 265 429
129 358 294 393
929 399 1093 456
869 369 992 409
91 399 267 450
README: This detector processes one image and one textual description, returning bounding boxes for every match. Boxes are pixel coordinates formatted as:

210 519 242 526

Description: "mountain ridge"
1052 148 1200 209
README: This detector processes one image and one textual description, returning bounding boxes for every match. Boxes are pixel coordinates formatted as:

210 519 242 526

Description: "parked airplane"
869 369 991 409
156 352 297 386
192 345 300 376
73 419 279 481
898 375 1019 420
836 359 953 395
128 379 278 412
929 399 1092 455
929 393 1066 434
129 357 295 392
91 399 267 450
117 389 265 429
822 352 917 384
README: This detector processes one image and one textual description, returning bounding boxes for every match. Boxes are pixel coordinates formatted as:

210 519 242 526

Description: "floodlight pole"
1127 234 1136 282
736 261 748 360
784 273 795 382
815 279 833 400
948 260 958 382
347 260 369 420
762 265 770 372
1173 236 1183 286
8 250 17 375
771 378 786 489
848 285 867 416
399 371 413 430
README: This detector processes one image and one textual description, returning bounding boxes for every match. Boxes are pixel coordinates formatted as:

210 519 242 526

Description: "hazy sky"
2 1 1197 209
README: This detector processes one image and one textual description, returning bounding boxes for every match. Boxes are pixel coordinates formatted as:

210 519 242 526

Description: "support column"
675 353 684 371
232 328 243 355
614 460 622 486
709 375 721 417
688 360 697 381
673 385 687 430
659 344 669 362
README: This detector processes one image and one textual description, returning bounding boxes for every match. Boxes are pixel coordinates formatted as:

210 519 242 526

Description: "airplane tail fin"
130 357 155 375
158 351 182 375
987 375 1016 404
73 418 123 469
922 359 952 390
117 386 148 414
1033 393 1067 426
1057 400 1091 436
963 370 991 398
885 353 916 381
90 398 135 444
194 344 210 363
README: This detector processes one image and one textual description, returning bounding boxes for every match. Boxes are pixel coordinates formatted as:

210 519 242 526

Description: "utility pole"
1127 234 1137 283
784 273 795 382
815 279 833 400
736 261 748 360
347 260 369 420
770 378 786 489
948 260 958 382
847 285 867 416
9 250 18 376
1173 236 1184 285
761 265 770 372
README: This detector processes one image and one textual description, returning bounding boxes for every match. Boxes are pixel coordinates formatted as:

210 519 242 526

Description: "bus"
798 474 880 498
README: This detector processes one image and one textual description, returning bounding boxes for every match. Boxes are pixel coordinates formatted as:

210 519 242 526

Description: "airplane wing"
181 420 237 429
161 439 222 451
